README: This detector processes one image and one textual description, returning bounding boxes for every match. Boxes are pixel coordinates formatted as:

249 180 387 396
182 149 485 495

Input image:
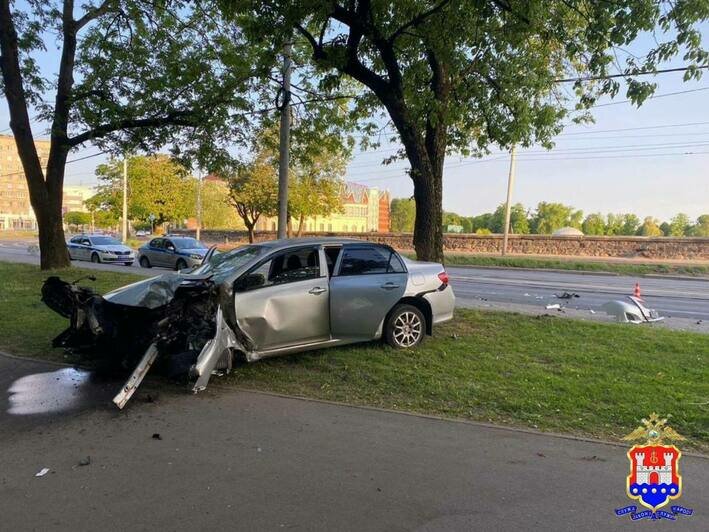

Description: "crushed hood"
103 272 213 309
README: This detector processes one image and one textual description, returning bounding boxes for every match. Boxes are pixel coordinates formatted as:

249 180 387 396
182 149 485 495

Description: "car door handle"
309 287 327 295
380 282 400 290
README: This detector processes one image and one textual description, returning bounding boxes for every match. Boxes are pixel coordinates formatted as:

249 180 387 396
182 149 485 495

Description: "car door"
146 238 164 266
162 238 178 268
233 245 330 351
67 236 82 260
78 237 92 260
329 244 407 340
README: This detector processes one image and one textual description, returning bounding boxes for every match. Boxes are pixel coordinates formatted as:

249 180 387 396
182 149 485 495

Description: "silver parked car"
67 234 135 265
42 238 454 408
137 236 209 270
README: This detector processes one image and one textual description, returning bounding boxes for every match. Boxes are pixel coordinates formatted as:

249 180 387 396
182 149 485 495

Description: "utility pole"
501 146 517 256
195 168 202 241
122 155 128 242
277 41 292 240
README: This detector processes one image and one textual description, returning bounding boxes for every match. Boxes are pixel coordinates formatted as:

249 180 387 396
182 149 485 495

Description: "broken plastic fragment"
35 468 50 477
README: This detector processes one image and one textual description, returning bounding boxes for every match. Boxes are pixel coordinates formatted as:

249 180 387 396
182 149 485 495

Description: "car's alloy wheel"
139 256 151 268
91 253 100 263
175 259 187 271
385 304 425 348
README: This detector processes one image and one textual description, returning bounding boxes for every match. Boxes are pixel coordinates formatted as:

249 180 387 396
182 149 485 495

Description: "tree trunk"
296 213 305 237
35 195 71 270
245 222 255 243
411 168 444 264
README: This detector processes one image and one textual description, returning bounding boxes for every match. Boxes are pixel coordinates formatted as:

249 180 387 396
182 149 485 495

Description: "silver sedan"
43 238 454 407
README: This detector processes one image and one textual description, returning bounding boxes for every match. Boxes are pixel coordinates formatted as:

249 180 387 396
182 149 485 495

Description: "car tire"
384 304 426 349
91 252 100 264
175 259 187 271
139 256 151 268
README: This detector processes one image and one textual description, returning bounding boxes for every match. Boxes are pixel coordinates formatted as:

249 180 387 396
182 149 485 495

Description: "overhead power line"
555 65 709 83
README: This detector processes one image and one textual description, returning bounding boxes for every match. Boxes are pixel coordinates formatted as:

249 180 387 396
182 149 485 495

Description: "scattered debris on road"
545 303 562 310
35 468 50 477
555 292 580 299
152 433 162 440
601 296 664 324
78 456 91 467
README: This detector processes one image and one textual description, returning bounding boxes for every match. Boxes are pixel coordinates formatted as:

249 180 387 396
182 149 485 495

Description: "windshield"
91 236 121 245
171 237 205 249
191 245 265 280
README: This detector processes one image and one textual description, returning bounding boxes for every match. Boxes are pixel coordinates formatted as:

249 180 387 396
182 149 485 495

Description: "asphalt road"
2 239 709 326
447 266 709 321
1 353 707 531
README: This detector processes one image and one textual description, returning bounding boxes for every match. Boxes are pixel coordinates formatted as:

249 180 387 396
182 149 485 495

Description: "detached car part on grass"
601 295 664 324
42 238 455 409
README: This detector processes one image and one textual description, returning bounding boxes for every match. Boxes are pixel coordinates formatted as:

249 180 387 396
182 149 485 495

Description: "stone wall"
174 230 709 261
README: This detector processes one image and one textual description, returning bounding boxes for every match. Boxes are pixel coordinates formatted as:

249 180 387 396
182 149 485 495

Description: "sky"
0 9 707 223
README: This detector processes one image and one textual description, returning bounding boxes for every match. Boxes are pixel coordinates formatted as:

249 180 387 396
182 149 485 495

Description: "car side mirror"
235 272 265 292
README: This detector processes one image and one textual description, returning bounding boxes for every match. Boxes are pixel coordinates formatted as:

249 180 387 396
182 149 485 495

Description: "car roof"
255 237 382 252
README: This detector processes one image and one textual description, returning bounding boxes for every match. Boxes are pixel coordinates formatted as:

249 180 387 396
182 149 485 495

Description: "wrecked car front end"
42 258 257 408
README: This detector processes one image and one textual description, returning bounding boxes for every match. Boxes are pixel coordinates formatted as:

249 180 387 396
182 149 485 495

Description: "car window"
70 236 81 244
338 246 405 276
164 239 176 251
236 246 321 291
192 245 264 281
80 238 91 246
149 238 163 249
171 237 204 249
91 236 121 245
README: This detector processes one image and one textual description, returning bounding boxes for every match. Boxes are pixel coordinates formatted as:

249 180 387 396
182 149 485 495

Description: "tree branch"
76 0 116 30
388 0 452 43
68 109 201 146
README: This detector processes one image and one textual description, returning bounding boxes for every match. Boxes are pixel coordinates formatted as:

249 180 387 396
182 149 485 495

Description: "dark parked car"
137 236 209 270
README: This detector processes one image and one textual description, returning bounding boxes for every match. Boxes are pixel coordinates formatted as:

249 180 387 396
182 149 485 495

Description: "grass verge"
414 253 709 277
1 261 707 451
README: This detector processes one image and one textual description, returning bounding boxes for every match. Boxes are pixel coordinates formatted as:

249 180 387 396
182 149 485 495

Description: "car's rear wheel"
384 304 425 348
175 258 187 271
139 256 151 268
91 252 100 264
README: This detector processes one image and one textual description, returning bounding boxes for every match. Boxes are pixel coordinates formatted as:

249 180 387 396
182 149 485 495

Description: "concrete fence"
172 230 709 261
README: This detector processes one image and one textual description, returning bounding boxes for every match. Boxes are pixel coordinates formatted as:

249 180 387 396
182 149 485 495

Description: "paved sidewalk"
0 354 706 531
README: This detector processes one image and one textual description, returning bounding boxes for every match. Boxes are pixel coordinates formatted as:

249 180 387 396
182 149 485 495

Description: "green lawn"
409 253 709 277
1 261 707 451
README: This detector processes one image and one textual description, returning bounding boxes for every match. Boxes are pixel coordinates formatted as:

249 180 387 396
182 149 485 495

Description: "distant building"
256 182 391 233
0 134 50 230
63 185 95 214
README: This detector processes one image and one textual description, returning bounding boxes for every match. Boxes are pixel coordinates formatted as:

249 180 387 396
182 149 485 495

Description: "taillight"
438 271 449 286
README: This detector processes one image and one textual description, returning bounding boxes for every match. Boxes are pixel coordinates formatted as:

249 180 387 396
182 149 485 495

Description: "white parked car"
67 234 135 265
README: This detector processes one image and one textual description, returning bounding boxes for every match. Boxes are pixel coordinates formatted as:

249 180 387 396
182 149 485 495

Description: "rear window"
171 237 204 249
339 246 405 276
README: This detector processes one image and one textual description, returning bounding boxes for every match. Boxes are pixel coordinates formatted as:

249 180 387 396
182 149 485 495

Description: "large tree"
229 0 708 262
90 155 194 229
0 1 255 268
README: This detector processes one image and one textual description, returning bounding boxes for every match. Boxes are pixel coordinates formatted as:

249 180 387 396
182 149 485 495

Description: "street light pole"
195 168 202 241
501 146 517 256
277 40 292 240
122 155 128 242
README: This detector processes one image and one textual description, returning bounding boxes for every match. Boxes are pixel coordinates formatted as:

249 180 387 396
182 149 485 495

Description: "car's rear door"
329 244 407 340
234 245 330 351
78 237 92 260
146 238 165 266
67 236 82 260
